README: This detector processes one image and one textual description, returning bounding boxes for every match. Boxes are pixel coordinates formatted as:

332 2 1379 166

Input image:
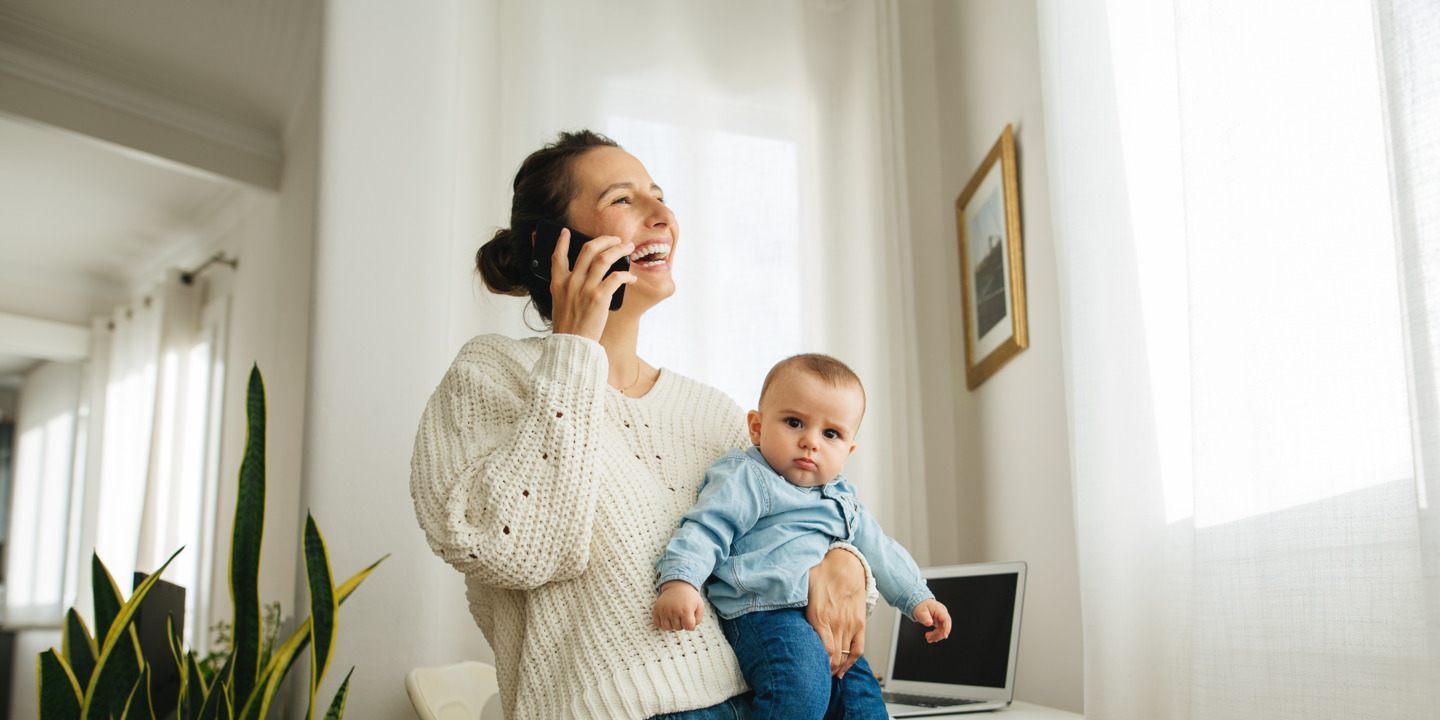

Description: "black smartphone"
530 218 628 311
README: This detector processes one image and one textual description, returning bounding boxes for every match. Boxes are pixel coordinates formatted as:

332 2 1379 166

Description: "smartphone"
530 218 628 311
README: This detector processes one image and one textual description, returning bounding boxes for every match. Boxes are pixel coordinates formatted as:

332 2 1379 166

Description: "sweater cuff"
536 333 609 390
827 541 879 616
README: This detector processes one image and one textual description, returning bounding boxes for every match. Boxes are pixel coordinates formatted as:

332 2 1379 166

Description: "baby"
653 353 950 720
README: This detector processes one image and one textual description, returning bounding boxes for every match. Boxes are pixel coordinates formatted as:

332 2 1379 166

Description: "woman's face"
564 146 678 313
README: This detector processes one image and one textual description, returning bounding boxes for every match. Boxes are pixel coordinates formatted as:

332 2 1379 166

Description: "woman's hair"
476 130 621 323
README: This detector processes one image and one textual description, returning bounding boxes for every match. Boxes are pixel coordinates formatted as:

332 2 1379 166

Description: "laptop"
881 561 1027 717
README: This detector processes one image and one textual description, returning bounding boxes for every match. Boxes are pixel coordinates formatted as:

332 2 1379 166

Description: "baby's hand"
912 599 952 643
652 581 704 631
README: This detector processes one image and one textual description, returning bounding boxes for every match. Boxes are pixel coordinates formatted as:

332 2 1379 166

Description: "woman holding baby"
410 131 879 719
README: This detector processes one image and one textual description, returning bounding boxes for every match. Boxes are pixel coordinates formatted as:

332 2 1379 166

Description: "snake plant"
37 366 387 719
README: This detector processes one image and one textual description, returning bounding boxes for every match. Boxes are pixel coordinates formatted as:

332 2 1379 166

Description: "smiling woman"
410 130 878 720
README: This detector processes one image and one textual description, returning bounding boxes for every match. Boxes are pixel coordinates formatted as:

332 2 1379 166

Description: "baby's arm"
652 580 705 631
652 454 768 629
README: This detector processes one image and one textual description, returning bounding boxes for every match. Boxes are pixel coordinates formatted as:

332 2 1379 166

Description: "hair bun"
476 228 531 296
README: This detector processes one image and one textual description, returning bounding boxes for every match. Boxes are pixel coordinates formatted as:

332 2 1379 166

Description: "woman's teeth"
629 243 671 267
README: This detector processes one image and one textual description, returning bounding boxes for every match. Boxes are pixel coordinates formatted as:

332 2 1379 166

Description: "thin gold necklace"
619 363 643 395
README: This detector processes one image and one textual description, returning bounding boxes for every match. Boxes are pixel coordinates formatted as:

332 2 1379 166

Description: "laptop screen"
890 571 1020 688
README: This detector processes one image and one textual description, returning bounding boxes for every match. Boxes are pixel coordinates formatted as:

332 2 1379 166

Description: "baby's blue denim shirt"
655 446 934 620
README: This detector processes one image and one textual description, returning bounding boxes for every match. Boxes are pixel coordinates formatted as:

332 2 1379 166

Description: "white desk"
902 701 1082 719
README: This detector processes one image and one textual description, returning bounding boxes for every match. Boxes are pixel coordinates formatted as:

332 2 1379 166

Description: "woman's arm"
807 545 875 678
410 333 609 590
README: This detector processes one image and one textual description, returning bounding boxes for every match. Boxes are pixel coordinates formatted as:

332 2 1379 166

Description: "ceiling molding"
0 8 282 189
0 311 91 362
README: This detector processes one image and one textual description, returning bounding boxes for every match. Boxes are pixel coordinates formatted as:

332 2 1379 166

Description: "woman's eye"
611 196 631 205
785 418 802 429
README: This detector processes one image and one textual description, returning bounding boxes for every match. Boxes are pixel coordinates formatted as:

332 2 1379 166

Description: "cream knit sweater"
411 333 755 719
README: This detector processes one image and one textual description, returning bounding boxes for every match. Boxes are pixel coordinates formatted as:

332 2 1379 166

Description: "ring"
841 650 850 655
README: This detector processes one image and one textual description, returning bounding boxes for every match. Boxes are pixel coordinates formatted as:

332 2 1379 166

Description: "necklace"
618 363 643 395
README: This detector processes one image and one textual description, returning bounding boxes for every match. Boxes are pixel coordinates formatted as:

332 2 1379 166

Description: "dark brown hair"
476 130 621 323
759 353 867 415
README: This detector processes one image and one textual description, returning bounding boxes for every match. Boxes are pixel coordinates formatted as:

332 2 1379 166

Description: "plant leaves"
323 668 354 720
236 555 387 720
184 651 207 720
304 513 337 720
230 365 266 706
83 547 183 720
92 553 124 646
63 608 99 691
82 625 143 720
37 649 83 720
196 653 233 720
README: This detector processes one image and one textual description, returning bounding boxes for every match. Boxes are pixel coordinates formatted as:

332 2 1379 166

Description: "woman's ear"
747 410 764 446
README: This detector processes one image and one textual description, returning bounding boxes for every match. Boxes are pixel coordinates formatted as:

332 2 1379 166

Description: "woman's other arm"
411 333 608 589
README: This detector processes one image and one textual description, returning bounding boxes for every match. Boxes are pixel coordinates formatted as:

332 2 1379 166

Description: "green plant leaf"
322 668 354 720
196 653 233 720
117 678 142 720
63 608 99 691
304 513 337 720
184 651 206 720
83 547 184 719
92 553 124 646
37 649 83 720
235 555 387 720
230 364 266 706
82 625 143 720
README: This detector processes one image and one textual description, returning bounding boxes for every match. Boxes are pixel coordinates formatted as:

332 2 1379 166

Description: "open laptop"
882 561 1027 717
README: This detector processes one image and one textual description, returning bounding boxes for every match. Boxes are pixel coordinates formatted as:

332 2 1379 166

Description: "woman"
411 130 874 719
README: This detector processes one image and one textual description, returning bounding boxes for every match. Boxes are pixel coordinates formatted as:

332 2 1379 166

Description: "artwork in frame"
955 124 1027 390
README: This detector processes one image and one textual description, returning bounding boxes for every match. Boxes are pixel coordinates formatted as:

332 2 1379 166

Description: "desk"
906 701 1082 719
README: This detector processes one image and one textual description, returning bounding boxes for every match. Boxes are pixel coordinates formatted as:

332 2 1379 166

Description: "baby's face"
748 372 865 487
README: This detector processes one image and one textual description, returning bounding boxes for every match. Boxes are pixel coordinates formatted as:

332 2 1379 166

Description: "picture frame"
955 124 1027 390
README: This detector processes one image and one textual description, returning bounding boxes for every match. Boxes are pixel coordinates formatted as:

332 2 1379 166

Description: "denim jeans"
649 694 752 720
721 608 888 720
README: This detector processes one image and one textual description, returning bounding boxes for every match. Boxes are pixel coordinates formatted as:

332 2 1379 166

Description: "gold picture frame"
955 124 1027 390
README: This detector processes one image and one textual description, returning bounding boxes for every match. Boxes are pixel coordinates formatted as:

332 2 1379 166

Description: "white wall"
899 1 1083 712
291 2 501 717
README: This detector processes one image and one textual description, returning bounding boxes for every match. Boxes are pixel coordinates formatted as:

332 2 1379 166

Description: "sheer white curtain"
480 0 927 550
1038 0 1440 717
85 269 222 643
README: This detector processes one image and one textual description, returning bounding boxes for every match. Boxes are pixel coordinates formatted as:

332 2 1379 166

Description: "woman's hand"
547 228 637 341
806 548 868 678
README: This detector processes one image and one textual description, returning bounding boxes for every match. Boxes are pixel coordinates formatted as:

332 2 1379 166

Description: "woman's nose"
646 198 674 227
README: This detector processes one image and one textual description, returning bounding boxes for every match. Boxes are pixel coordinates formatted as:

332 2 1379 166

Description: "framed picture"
955 124 1027 390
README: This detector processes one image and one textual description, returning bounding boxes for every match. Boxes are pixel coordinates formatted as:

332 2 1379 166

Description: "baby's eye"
823 429 841 440
785 417 802 429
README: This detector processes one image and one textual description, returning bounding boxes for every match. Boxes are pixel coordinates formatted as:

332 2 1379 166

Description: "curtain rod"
181 252 239 285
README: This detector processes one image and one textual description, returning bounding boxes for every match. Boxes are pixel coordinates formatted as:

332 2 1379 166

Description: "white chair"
405 661 500 720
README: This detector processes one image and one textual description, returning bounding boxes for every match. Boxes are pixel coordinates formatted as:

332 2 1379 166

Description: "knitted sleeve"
411 333 609 589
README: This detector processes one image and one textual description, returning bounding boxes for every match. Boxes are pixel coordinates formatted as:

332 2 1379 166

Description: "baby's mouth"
795 458 817 471
629 243 671 268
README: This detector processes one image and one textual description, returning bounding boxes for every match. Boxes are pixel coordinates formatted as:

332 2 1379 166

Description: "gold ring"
841 650 850 654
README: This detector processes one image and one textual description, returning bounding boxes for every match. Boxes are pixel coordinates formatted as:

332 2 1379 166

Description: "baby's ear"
848 444 857 456
747 410 764 445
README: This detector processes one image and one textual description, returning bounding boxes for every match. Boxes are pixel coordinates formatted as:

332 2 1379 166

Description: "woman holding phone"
410 130 874 720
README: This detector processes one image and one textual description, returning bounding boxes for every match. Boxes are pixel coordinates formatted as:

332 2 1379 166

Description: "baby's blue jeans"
720 607 889 720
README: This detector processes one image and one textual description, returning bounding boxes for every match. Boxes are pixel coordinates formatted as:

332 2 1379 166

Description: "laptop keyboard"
881 692 987 708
